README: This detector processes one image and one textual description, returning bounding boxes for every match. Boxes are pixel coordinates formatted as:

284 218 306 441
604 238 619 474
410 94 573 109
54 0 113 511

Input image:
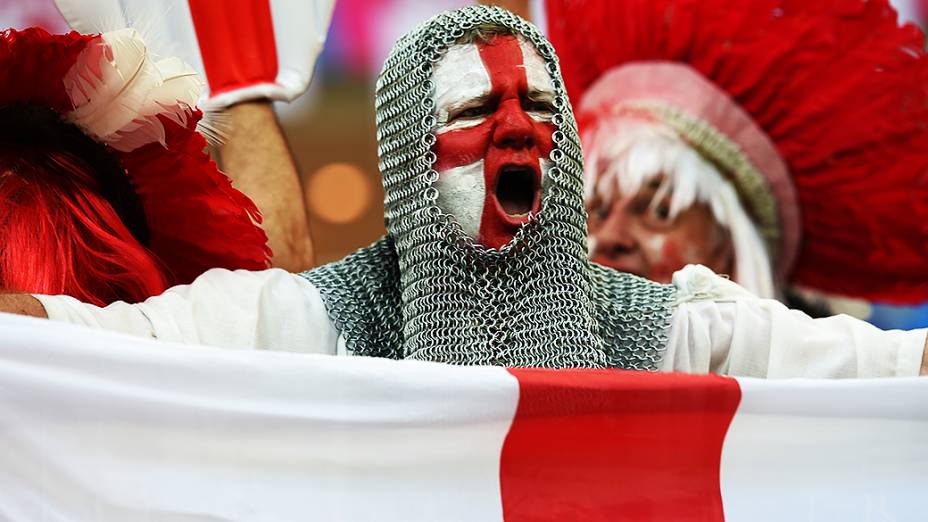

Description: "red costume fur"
0 27 270 305
547 0 928 303
0 147 167 305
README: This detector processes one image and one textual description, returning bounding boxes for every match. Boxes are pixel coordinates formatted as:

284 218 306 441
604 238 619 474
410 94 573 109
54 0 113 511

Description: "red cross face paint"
431 34 556 250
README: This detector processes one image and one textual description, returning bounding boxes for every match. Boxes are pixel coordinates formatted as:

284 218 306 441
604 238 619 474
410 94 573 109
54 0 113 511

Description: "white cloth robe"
34 265 926 378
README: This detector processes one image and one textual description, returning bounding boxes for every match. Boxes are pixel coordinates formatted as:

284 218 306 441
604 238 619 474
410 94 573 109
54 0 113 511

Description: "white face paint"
518 38 556 125
434 160 486 238
539 157 553 192
432 43 491 134
644 234 667 262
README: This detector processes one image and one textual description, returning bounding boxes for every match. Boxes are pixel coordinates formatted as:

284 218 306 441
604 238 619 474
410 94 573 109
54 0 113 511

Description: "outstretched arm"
0 293 46 318
218 102 315 272
922 338 928 375
664 265 928 378
666 299 928 378
0 269 337 354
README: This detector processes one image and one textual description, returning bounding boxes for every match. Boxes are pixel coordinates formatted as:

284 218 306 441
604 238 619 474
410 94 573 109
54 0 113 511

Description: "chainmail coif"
303 5 677 370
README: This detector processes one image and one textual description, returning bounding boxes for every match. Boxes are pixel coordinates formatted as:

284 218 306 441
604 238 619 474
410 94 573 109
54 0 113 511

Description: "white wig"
582 116 775 298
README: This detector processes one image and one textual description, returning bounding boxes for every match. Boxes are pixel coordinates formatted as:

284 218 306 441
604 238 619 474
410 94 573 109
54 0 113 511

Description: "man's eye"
633 193 674 228
642 202 674 229
451 105 491 120
653 203 670 221
524 100 555 114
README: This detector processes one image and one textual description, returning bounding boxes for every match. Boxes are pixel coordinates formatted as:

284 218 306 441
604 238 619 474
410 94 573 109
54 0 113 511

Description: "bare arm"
0 293 47 318
922 336 928 375
217 101 315 272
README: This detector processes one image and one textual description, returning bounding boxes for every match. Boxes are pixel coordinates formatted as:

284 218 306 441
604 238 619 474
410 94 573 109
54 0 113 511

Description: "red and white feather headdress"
0 27 269 288
546 0 928 303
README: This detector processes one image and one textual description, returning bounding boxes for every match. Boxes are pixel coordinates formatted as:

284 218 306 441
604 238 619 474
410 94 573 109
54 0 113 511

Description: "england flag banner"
0 312 925 521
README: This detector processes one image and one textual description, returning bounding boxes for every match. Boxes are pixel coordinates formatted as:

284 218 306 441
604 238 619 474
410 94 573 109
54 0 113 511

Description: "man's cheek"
432 124 493 171
534 121 555 156
641 233 680 283
646 233 709 283
434 160 487 239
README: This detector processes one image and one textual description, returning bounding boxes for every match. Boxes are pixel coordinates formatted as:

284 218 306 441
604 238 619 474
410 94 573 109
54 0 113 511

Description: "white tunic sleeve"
661 265 926 378
34 268 341 356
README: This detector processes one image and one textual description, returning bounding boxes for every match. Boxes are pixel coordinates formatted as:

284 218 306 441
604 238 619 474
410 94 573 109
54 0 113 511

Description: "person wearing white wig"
546 0 928 316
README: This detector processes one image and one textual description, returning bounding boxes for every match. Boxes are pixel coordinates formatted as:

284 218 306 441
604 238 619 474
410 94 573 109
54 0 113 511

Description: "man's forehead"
432 36 555 105
517 38 555 98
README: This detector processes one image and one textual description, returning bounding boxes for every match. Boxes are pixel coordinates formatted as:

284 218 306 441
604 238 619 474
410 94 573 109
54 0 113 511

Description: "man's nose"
492 99 535 149
590 205 638 257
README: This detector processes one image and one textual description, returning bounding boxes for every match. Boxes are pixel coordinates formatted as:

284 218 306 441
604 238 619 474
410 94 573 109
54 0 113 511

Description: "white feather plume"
63 28 204 152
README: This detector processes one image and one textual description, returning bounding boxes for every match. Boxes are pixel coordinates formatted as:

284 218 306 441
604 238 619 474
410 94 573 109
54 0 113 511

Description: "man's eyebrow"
526 86 555 101
445 92 493 112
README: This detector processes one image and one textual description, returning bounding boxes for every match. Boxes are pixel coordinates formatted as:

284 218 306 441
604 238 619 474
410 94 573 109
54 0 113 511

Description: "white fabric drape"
0 312 925 521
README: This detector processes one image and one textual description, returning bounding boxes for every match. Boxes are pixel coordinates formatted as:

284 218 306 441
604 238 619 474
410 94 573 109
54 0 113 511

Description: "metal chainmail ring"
302 5 677 371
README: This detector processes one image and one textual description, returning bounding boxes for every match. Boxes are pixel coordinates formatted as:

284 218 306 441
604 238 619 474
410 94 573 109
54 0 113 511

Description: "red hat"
0 27 270 293
546 0 928 304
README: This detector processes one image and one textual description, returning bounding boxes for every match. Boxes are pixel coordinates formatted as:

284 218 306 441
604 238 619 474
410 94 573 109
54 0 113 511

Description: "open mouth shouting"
493 163 542 223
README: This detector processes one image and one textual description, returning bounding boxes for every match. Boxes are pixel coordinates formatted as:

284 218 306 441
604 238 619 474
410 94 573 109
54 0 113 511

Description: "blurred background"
268 0 541 262
0 0 544 263
3 0 926 264
4 0 928 327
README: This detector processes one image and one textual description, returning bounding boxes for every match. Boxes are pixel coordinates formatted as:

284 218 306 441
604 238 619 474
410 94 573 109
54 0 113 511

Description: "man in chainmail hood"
7 6 928 379
304 6 675 370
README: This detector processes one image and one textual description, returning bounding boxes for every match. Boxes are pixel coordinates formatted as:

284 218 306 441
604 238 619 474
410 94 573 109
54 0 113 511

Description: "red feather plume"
119 111 271 285
546 0 928 303
0 27 270 302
